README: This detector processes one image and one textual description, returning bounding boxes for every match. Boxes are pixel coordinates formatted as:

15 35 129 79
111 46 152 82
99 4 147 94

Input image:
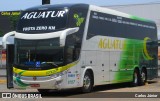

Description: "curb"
0 75 6 77
0 79 6 84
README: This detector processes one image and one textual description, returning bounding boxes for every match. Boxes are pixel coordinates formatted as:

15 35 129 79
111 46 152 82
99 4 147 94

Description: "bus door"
6 44 14 89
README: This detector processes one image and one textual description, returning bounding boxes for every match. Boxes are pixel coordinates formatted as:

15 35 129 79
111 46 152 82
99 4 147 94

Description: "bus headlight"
51 73 61 78
51 72 63 78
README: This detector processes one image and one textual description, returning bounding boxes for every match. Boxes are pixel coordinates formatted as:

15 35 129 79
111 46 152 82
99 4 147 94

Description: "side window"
66 46 74 63
65 33 81 64
87 33 96 39
65 6 88 64
87 11 156 40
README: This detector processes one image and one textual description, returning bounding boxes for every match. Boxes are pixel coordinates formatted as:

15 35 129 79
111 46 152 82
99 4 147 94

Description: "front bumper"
13 76 63 89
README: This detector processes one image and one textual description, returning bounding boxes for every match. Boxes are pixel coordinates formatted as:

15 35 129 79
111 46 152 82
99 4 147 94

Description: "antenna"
42 0 50 5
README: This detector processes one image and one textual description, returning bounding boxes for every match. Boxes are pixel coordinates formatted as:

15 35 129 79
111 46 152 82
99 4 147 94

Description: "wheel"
82 71 93 93
140 69 147 85
131 69 141 86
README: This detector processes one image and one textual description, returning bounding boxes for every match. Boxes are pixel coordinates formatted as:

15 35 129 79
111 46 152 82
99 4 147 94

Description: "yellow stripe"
143 37 153 60
13 61 78 76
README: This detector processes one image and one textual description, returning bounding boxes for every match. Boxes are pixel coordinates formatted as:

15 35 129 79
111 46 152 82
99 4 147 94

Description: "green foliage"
8 15 20 30
0 29 3 37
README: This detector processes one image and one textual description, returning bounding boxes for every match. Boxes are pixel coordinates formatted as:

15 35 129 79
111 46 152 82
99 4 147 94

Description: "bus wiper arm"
41 62 58 67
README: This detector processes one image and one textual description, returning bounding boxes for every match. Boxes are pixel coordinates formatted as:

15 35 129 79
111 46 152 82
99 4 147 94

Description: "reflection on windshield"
14 38 64 70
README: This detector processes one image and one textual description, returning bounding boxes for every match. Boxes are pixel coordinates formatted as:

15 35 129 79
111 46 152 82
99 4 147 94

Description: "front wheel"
82 71 93 93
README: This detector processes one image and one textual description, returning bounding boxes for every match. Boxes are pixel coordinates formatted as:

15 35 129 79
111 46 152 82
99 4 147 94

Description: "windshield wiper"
41 62 58 67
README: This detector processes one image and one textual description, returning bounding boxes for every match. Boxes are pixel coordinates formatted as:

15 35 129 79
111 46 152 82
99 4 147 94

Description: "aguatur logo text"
21 10 66 19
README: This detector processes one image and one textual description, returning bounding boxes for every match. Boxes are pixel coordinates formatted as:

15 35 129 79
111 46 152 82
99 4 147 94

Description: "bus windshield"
16 8 68 34
14 38 64 70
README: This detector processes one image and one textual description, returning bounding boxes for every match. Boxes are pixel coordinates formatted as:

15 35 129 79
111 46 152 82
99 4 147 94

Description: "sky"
0 0 160 11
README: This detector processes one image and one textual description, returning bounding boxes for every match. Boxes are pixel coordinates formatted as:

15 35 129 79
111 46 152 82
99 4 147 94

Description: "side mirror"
60 27 79 47
2 31 15 49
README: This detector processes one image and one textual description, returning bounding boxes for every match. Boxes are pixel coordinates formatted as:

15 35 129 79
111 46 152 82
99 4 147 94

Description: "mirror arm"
2 31 15 49
60 27 79 47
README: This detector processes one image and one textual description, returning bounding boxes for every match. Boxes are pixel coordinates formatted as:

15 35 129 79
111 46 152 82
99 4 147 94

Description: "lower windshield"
14 38 64 70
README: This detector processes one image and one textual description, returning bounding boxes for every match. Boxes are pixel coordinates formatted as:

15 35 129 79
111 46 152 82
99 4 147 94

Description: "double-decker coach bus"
2 4 158 93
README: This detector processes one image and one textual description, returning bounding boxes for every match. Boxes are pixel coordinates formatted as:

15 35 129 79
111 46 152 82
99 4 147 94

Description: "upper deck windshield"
16 8 68 34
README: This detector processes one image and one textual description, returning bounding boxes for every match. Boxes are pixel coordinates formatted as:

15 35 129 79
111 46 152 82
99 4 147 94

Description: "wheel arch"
133 66 140 75
141 66 147 74
80 66 94 86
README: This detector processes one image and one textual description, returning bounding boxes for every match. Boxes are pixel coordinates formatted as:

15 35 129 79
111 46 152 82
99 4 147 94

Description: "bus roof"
23 3 155 24
25 3 89 11
90 5 155 24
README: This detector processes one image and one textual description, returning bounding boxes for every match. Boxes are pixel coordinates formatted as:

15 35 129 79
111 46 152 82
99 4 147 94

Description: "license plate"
30 84 40 87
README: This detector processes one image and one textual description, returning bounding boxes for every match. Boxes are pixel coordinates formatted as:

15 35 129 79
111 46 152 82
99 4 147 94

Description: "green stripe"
130 15 154 23
13 76 29 87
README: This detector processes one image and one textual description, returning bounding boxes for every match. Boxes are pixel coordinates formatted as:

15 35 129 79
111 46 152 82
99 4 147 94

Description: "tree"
8 14 20 31
0 29 3 37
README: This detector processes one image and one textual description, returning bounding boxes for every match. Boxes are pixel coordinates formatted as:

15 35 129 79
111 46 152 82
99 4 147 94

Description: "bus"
2 4 158 93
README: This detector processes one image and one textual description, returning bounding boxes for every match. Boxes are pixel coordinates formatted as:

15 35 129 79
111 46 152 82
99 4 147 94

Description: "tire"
131 69 141 87
82 71 93 93
140 69 147 85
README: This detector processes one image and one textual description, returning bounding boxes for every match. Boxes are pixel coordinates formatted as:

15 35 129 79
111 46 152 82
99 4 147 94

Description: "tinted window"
64 5 88 63
87 11 157 40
